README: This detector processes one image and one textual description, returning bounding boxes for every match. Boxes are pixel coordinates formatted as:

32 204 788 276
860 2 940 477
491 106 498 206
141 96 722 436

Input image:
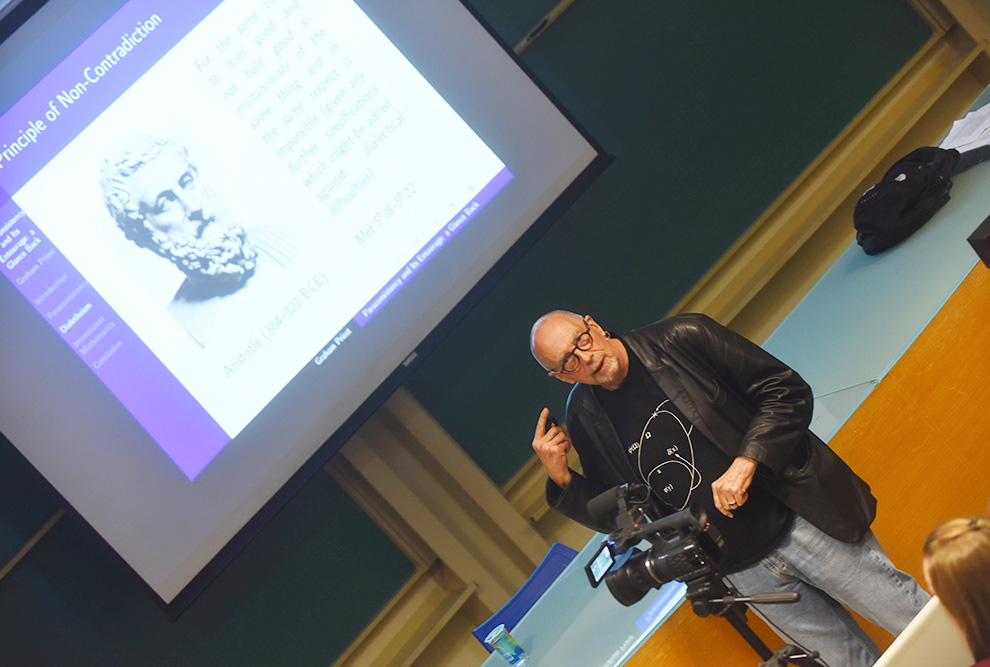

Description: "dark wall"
0 1 931 665
0 437 415 666
405 0 932 486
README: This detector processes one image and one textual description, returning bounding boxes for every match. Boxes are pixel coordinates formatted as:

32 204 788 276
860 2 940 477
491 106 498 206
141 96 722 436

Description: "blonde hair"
924 516 990 661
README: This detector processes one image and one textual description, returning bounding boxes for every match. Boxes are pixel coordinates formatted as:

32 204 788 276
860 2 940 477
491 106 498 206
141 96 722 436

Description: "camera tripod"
587 492 823 666
685 576 821 667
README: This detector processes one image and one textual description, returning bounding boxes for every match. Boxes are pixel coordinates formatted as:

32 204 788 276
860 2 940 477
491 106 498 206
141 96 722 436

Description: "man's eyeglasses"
554 321 593 373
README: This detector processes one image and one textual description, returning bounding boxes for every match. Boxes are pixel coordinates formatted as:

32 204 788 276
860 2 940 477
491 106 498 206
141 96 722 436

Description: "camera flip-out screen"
585 540 616 587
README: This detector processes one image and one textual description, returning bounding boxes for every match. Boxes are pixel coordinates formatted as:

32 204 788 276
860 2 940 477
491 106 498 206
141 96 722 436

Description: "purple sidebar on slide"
0 201 229 480
0 1 231 480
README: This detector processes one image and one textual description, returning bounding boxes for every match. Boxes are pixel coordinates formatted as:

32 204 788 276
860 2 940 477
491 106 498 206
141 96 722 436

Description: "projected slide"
1 0 598 607
0 0 510 480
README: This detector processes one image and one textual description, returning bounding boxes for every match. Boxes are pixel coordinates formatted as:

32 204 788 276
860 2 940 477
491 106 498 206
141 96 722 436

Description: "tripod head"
685 577 820 667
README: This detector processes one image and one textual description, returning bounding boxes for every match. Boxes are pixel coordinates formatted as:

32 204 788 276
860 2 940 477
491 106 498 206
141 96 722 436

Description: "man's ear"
548 371 577 385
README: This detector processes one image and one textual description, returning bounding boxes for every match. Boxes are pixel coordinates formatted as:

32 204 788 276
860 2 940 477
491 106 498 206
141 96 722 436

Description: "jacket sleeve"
545 472 615 534
542 399 620 534
664 314 814 476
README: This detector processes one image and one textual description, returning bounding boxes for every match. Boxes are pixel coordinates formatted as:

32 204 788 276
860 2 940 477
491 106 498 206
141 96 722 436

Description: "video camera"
584 483 819 666
584 483 725 607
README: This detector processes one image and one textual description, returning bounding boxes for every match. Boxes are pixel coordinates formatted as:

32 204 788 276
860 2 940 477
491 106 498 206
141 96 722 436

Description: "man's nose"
574 347 595 366
175 189 212 222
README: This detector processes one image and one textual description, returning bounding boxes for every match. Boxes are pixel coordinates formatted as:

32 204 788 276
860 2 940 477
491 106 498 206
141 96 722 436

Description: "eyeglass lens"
562 331 593 372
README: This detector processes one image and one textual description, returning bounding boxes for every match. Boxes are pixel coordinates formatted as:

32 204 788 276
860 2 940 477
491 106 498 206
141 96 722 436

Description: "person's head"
530 310 629 390
99 135 256 293
923 516 990 662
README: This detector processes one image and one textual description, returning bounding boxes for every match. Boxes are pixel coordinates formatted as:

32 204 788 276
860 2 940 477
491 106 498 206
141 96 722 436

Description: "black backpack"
853 147 960 255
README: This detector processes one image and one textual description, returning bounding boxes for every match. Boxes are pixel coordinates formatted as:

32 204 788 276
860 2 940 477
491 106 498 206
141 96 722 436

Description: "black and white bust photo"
99 134 292 347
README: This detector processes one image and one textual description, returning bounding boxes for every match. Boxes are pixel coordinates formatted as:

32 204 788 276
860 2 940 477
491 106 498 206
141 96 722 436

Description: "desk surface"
763 86 990 441
480 537 685 667
762 164 989 440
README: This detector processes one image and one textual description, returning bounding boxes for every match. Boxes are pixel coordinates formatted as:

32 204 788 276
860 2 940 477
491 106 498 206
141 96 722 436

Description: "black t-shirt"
593 345 793 572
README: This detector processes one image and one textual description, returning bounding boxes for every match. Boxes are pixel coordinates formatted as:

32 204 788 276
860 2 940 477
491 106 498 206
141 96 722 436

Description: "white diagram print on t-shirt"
633 400 702 510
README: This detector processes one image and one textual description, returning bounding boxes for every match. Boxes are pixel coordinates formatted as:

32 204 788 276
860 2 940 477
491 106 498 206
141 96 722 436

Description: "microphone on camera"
587 483 650 520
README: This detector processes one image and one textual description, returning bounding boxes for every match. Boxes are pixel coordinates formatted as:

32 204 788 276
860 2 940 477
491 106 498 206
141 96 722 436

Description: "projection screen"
0 0 605 612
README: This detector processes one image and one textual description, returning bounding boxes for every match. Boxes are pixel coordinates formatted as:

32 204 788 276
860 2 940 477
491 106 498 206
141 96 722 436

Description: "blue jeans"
724 515 929 667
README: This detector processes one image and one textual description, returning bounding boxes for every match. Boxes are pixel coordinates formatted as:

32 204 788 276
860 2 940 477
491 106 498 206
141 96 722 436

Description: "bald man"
530 311 927 667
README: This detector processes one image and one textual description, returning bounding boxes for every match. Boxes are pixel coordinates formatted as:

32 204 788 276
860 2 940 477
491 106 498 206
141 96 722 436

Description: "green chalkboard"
405 0 933 486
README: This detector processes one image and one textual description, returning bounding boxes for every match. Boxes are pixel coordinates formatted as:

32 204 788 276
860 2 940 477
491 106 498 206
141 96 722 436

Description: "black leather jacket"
547 313 876 542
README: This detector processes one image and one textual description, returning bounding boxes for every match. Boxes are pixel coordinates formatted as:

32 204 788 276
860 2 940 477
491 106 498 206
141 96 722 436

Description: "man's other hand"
712 456 758 518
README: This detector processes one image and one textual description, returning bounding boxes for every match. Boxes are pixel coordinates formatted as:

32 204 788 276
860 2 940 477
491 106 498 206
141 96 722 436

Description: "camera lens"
606 541 716 606
605 548 658 606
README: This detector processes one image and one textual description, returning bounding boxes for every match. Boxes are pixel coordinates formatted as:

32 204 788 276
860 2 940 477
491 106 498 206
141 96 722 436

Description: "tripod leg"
722 605 774 661
723 604 822 666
